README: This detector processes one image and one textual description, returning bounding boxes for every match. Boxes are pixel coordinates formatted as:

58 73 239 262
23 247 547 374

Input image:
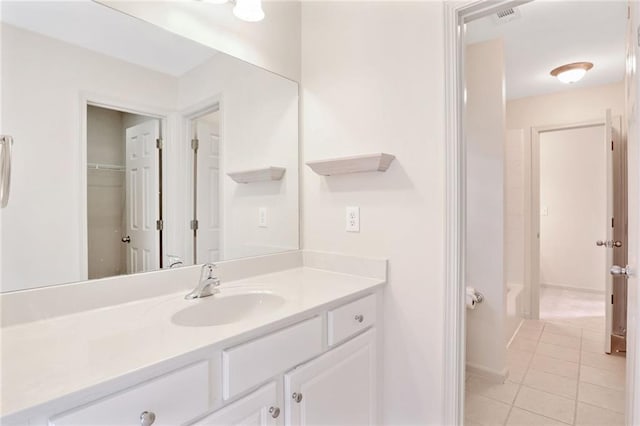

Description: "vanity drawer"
328 294 376 346
222 316 322 400
49 361 210 426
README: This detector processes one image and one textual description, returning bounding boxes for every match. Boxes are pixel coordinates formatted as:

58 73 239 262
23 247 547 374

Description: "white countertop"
0 266 384 420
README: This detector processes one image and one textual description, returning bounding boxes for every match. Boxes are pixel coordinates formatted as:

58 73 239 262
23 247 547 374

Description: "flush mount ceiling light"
233 0 265 22
196 0 264 22
550 62 594 84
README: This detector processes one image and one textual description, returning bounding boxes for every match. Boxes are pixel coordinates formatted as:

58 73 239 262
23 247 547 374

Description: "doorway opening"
85 104 163 279
457 1 630 425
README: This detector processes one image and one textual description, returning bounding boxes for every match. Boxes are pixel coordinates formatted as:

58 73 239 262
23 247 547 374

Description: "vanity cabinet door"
194 382 280 426
284 329 376 426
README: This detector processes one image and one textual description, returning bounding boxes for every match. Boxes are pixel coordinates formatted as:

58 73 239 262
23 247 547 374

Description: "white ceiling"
0 1 219 77
466 1 627 100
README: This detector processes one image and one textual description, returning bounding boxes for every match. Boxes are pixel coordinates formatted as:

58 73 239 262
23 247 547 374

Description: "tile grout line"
502 321 545 425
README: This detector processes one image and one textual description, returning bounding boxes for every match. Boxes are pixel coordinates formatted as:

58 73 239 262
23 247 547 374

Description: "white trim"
465 364 509 384
443 1 532 423
80 92 170 280
539 282 606 295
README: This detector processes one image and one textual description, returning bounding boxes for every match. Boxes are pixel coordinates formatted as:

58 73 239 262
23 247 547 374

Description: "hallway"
465 289 625 425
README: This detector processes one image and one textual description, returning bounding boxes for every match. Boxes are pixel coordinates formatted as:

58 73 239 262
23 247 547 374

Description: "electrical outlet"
346 206 360 232
258 207 268 228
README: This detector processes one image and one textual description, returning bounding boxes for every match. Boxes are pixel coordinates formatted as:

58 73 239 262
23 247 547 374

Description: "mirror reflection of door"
192 109 222 264
87 105 162 279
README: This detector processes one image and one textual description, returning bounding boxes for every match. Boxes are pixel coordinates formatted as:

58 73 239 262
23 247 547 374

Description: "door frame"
80 92 170 280
180 94 225 265
528 119 609 320
444 1 638 424
442 1 532 422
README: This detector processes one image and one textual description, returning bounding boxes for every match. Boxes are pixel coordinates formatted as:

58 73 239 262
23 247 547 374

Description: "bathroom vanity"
0 251 386 425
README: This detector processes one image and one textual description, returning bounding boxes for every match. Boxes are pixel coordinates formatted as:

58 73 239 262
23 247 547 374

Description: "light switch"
346 206 360 232
540 206 548 216
258 207 268 227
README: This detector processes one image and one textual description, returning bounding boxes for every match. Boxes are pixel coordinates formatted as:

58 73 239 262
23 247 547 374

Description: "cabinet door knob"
292 392 303 403
140 411 156 426
354 314 364 323
269 406 280 418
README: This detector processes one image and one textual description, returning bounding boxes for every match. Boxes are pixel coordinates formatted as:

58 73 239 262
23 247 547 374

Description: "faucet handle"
200 263 217 280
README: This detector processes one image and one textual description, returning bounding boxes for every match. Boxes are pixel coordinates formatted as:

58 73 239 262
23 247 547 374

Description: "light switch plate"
346 206 360 232
258 207 268 227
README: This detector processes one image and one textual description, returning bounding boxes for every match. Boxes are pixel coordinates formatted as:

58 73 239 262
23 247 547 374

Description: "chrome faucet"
185 263 220 300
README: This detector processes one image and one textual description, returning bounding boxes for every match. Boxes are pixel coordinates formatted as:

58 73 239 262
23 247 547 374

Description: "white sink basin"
171 291 285 327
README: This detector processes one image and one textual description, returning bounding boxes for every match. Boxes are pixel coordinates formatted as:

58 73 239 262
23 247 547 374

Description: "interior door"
605 109 615 354
195 116 222 263
625 1 639 421
125 120 160 274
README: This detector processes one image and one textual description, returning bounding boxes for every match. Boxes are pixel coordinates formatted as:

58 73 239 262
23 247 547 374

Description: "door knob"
610 265 632 278
268 406 280 418
139 411 156 426
122 236 131 243
596 240 622 248
292 392 303 403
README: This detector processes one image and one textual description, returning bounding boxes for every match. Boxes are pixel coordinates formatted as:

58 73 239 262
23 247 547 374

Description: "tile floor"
465 287 626 425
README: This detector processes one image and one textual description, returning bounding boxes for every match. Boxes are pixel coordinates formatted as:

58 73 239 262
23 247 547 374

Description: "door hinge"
156 219 164 231
191 138 199 151
190 219 199 231
156 138 163 150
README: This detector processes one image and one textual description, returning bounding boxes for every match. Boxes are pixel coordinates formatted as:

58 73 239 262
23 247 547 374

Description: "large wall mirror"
0 1 299 292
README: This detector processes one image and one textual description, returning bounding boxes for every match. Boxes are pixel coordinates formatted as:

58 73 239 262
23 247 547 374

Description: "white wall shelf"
305 153 395 176
226 167 286 184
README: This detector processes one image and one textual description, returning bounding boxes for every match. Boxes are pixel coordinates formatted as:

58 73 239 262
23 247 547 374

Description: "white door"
625 1 639 421
195 118 222 263
194 382 279 426
125 120 160 274
284 330 376 426
604 109 615 354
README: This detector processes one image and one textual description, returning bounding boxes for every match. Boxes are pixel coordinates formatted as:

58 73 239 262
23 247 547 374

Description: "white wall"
0 23 177 292
301 2 445 423
505 129 525 290
465 39 508 379
539 125 607 291
178 53 299 261
507 82 625 130
98 0 301 82
505 129 526 340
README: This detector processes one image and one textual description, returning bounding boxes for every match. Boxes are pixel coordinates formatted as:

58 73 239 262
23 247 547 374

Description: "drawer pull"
292 392 303 403
269 406 280 418
140 411 156 426
354 314 364 323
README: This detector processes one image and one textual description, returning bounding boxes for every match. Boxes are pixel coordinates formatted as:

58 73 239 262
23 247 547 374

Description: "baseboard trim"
540 283 605 295
466 363 509 384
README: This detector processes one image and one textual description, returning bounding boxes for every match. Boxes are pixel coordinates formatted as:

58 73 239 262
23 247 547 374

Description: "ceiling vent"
493 7 521 24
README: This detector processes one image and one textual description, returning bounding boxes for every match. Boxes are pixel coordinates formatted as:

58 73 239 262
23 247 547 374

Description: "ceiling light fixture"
233 0 265 22
550 62 593 84
196 0 264 22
